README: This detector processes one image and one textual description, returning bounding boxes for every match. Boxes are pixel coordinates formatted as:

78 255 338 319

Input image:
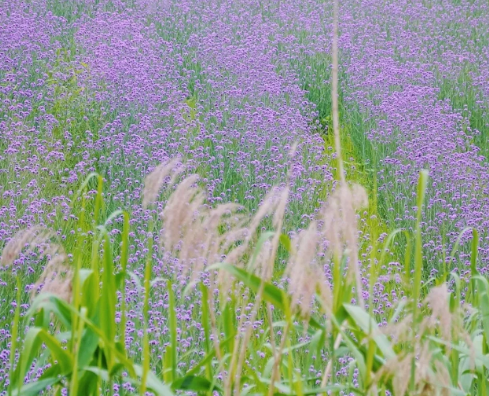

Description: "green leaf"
305 329 324 372
429 336 489 368
211 263 284 303
71 172 100 209
209 263 323 329
240 384 256 396
27 293 72 329
337 327 367 385
38 329 74 374
100 230 116 369
222 296 236 355
473 275 489 350
19 328 73 379
172 375 222 391
76 370 99 395
259 377 348 395
168 281 178 382
343 304 395 360
300 385 352 395
104 209 124 227
80 269 98 317
247 231 275 271
77 327 99 369
44 300 137 378
133 364 175 396
12 377 60 396
185 334 234 377
279 233 292 253
388 299 408 324
15 327 43 385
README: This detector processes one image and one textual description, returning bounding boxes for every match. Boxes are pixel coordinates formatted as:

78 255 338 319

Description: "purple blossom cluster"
0 0 335 386
340 0 489 270
2 0 489 390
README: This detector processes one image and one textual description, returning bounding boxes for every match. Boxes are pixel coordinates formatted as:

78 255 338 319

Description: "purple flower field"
2 0 489 394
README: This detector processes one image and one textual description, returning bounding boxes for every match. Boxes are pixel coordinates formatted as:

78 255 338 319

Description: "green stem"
141 219 154 394
70 307 87 395
200 284 213 393
8 276 22 396
410 170 429 392
168 280 177 382
120 212 130 354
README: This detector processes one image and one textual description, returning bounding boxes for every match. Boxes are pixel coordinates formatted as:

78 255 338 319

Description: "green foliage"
4 154 489 396
7 175 173 396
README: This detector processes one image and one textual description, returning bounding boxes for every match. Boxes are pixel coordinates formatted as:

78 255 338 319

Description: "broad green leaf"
186 335 234 375
18 327 73 381
172 375 222 391
16 327 43 384
247 231 275 271
473 275 489 350
429 336 489 368
71 172 100 209
80 269 98 316
104 209 124 227
27 293 72 329
222 294 237 354
209 263 323 329
36 329 74 374
12 377 60 396
240 384 256 396
76 370 99 395
100 230 116 369
133 364 175 396
77 327 99 369
279 233 292 253
330 314 367 382
343 304 395 360
47 300 137 378
388 299 408 324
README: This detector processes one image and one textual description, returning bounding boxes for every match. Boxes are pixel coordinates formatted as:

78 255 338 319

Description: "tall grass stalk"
8 277 22 396
409 170 429 393
141 218 155 394
330 0 365 311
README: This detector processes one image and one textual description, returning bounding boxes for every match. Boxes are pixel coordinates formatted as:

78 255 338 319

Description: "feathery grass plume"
377 344 452 396
247 186 281 242
381 312 413 343
423 284 453 342
322 183 368 306
263 186 289 281
159 172 247 283
246 186 289 281
229 186 290 395
284 221 329 318
154 158 287 286
142 156 183 209
0 226 53 267
377 284 473 395
0 226 72 302
160 174 204 252
217 185 286 294
420 283 476 371
32 253 72 302
273 187 290 230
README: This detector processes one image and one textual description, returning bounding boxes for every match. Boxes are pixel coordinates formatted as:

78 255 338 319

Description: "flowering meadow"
2 0 489 394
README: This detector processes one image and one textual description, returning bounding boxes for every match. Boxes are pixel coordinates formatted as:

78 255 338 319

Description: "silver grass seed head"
32 253 72 303
1 226 56 268
142 156 183 209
